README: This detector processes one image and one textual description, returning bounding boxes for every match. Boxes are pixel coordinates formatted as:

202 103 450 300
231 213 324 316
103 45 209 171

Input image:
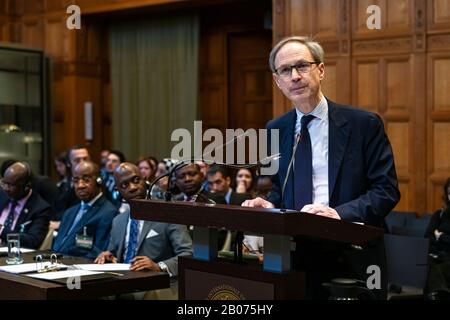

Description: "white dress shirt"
294 95 329 206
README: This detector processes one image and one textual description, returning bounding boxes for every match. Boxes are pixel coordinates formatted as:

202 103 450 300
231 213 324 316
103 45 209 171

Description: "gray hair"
269 36 325 73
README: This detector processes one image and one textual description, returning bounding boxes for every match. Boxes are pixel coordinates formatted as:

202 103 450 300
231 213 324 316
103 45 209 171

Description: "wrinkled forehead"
275 42 314 68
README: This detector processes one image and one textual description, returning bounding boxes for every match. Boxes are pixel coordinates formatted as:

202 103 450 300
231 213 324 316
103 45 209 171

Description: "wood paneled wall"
273 0 450 213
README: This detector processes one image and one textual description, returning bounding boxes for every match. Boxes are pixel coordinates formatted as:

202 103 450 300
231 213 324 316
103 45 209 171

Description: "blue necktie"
294 115 315 211
106 175 115 193
67 202 90 235
124 218 139 263
2 200 17 235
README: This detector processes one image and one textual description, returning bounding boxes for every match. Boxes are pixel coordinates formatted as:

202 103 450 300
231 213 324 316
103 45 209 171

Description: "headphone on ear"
21 161 33 191
96 176 103 186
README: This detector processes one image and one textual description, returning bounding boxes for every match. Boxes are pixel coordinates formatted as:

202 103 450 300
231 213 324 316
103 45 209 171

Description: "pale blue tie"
67 202 90 235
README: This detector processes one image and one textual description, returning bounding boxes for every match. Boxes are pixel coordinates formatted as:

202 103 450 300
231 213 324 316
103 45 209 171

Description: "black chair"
384 211 417 234
384 233 430 300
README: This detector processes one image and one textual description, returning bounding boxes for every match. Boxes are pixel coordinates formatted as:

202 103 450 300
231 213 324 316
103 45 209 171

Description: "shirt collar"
224 188 232 204
82 192 103 207
295 94 328 122
13 189 33 213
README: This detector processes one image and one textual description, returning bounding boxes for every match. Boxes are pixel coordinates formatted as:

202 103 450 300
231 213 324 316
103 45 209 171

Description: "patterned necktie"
67 202 90 235
124 218 139 263
294 114 315 211
2 200 17 235
106 175 115 193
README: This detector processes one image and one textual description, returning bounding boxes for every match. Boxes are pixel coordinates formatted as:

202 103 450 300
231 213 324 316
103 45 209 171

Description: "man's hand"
242 197 275 208
130 256 161 272
434 229 443 241
94 251 117 264
300 204 341 220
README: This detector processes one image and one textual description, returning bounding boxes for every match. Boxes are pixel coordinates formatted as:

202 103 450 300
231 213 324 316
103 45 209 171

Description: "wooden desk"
0 253 170 300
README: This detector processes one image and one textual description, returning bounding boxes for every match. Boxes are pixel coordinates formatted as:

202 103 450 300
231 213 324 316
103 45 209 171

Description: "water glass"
6 233 23 265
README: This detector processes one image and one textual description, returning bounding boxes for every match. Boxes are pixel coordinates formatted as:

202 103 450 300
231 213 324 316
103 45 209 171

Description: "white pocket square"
146 229 159 238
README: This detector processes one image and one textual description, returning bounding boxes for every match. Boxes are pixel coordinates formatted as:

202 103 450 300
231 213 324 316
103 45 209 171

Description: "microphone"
280 133 301 212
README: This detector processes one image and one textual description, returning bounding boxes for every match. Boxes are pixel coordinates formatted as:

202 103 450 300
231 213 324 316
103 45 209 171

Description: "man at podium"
243 36 400 299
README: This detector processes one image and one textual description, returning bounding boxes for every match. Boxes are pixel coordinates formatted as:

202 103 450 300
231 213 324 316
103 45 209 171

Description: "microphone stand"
280 133 301 213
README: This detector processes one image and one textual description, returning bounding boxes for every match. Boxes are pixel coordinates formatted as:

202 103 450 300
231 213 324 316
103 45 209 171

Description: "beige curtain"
109 13 199 162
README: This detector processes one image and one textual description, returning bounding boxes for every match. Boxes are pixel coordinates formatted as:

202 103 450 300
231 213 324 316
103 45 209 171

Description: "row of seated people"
0 155 265 297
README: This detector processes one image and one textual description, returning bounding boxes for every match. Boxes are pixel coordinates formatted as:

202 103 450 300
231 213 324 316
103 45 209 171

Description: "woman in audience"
235 168 256 197
150 158 180 198
137 157 157 182
425 177 450 299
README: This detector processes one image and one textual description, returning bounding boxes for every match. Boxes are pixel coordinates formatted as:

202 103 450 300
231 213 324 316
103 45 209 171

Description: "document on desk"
0 262 67 274
26 270 103 280
73 263 131 271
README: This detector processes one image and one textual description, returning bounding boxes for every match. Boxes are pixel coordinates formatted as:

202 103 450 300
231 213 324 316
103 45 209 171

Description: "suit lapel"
73 196 104 233
58 196 104 248
137 221 153 251
15 192 34 230
116 212 130 260
328 101 350 203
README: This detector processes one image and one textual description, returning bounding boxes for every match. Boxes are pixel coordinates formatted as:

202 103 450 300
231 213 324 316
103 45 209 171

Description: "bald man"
95 163 192 278
53 161 117 259
0 162 51 248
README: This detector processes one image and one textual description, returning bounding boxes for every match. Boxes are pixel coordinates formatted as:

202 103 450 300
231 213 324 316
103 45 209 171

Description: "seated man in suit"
173 163 225 204
95 163 193 299
206 165 252 251
0 162 51 249
53 161 116 258
206 165 252 205
52 145 92 229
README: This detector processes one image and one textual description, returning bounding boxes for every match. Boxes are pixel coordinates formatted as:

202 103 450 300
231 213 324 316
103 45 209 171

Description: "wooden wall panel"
397 182 409 211
321 62 336 101
387 122 410 176
433 58 450 110
433 123 450 172
386 59 410 110
428 0 450 31
289 0 312 35
44 18 64 59
314 0 338 39
21 19 44 49
428 52 450 212
352 0 385 36
354 61 379 112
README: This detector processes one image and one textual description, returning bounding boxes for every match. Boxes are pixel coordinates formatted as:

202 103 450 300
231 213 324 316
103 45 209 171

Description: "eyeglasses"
0 179 24 190
275 61 319 78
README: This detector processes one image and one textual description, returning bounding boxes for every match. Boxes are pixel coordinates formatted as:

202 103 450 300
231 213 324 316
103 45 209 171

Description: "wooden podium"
130 199 383 299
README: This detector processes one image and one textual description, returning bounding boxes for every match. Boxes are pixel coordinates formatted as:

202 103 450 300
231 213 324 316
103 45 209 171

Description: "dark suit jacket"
53 194 116 259
267 99 400 227
229 191 252 206
108 209 193 276
266 99 400 299
0 190 51 249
